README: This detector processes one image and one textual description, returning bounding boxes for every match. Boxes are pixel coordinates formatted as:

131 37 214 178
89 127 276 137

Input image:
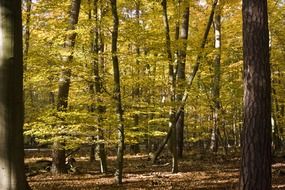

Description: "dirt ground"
26 151 285 190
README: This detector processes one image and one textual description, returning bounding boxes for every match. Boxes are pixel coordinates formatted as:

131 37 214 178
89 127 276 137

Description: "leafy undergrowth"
26 152 285 190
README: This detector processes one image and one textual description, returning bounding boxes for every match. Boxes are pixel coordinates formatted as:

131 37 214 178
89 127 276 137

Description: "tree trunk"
130 1 141 155
176 1 190 159
152 0 218 163
97 129 108 173
88 0 108 173
57 0 81 110
210 4 221 153
89 141 96 162
130 114 140 154
110 0 125 184
0 1 30 189
272 70 283 153
161 0 178 173
23 0 32 71
239 0 272 189
51 142 67 174
52 0 81 174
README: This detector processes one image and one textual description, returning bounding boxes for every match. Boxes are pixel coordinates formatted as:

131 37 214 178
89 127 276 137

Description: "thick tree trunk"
239 0 272 189
51 142 67 174
0 1 30 189
176 1 190 159
110 0 125 184
210 4 221 153
52 0 81 174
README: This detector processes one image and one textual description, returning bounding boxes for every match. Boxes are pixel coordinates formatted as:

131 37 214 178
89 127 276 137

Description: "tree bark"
88 0 108 173
57 0 81 111
52 0 81 174
210 3 221 153
0 1 30 189
130 1 141 155
272 69 283 153
24 0 32 71
176 1 190 159
239 0 272 189
110 0 125 184
94 1 108 170
161 0 178 173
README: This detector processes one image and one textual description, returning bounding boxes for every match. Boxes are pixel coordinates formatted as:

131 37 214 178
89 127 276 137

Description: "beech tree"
161 0 178 173
110 0 125 184
0 0 30 189
23 0 32 68
210 2 221 153
176 0 190 159
89 0 108 173
240 0 272 189
52 0 81 174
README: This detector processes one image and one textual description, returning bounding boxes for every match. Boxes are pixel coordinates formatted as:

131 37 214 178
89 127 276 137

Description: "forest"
0 0 284 189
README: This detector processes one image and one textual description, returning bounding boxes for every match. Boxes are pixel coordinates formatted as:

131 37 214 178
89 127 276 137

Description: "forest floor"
26 150 285 190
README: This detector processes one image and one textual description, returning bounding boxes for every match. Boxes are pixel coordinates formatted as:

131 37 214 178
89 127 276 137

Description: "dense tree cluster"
0 0 283 189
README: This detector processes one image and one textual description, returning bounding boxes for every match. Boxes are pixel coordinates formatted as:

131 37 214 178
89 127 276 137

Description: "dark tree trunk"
0 0 30 189
110 0 125 184
52 0 81 174
90 142 96 162
239 0 272 189
130 114 140 154
176 1 190 159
